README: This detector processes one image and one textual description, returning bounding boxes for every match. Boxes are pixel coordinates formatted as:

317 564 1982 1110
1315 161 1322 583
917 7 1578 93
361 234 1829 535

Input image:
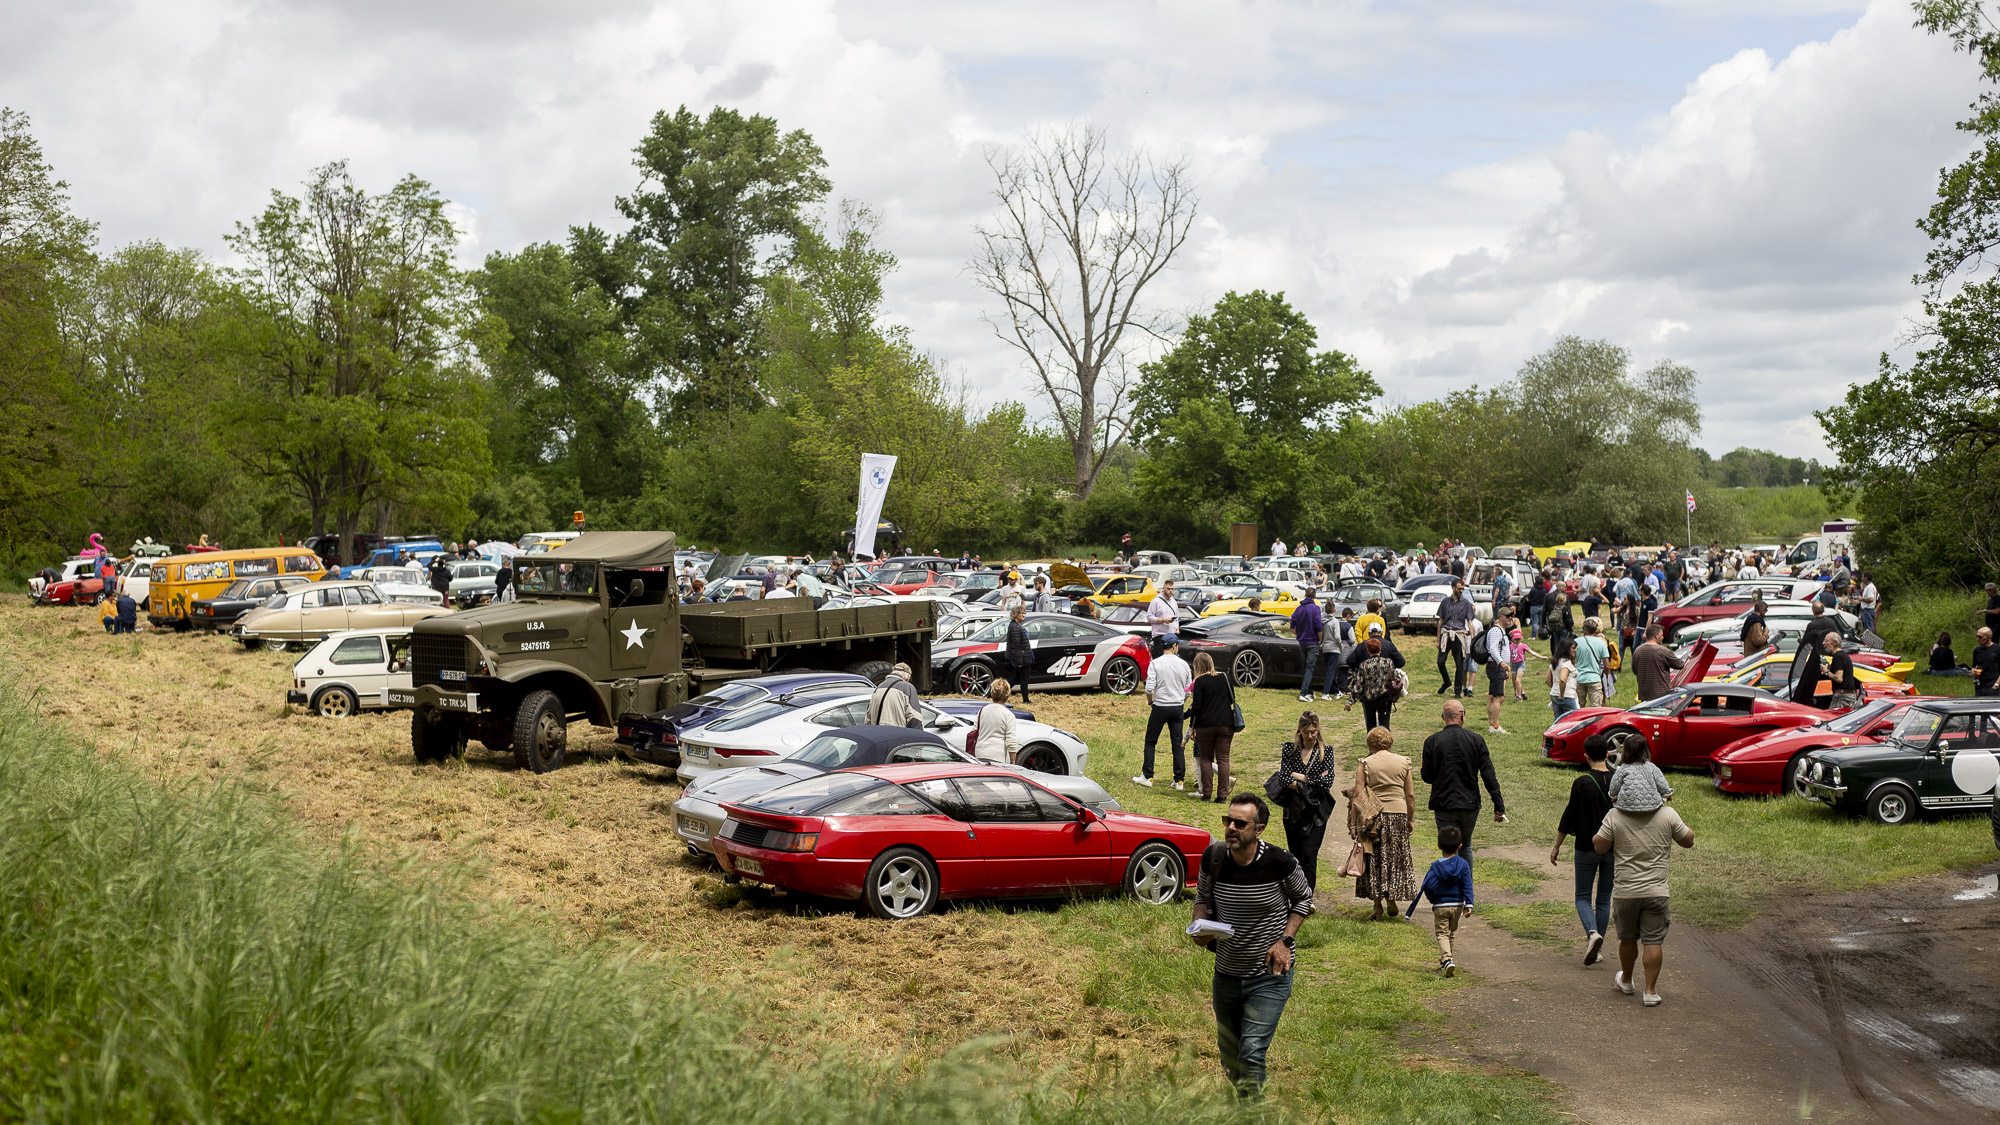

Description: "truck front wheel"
412 711 467 763
513 690 568 773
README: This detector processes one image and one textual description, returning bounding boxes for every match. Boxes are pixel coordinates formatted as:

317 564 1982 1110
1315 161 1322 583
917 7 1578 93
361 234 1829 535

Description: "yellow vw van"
148 546 327 630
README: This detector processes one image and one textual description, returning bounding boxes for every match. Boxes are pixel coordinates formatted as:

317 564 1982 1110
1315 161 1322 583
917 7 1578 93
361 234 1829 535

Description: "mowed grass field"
6 598 1995 1120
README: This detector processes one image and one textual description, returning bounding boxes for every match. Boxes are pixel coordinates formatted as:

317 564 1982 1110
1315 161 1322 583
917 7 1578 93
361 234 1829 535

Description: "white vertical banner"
853 453 898 559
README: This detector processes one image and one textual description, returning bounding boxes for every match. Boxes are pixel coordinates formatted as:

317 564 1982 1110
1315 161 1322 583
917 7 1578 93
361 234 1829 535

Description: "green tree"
618 106 830 419
222 161 489 559
1817 1 2000 588
0 108 95 561
1130 290 1378 534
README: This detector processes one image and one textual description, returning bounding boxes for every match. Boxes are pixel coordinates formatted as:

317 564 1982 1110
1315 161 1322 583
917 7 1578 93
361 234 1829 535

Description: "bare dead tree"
971 126 1195 499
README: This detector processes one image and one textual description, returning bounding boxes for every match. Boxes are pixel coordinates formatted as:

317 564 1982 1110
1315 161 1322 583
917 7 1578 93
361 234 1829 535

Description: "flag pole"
1685 491 1693 550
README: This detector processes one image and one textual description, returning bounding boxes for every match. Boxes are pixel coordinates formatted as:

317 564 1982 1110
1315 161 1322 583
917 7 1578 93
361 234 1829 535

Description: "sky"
2 0 1983 459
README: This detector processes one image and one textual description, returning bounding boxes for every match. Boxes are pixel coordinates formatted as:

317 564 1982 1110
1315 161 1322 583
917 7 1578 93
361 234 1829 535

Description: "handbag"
1226 673 1246 733
1263 766 1294 808
1339 841 1367 879
1346 758 1383 839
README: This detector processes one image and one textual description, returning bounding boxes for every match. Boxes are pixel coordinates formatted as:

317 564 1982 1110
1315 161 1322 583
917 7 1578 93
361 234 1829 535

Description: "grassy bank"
0 676 1286 1124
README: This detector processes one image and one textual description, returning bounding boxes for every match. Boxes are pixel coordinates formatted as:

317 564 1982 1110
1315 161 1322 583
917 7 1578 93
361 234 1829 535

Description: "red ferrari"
1710 696 1943 797
1542 682 1829 770
713 763 1213 919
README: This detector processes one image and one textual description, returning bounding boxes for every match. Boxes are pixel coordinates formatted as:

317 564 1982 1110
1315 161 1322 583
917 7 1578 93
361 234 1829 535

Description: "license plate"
386 689 417 706
677 816 709 837
683 745 707 760
734 856 763 876
435 692 478 712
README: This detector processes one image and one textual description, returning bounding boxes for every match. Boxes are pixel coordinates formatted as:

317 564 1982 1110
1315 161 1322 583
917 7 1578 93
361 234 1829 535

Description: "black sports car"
1180 613 1315 688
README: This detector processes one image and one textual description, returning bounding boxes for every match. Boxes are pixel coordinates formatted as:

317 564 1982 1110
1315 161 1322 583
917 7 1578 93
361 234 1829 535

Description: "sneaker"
1488 726 1507 735
1298 693 1311 703
1440 959 1456 977
1172 780 1186 791
1584 932 1604 966
1131 776 1154 788
1614 970 1635 996
1642 992 1662 1007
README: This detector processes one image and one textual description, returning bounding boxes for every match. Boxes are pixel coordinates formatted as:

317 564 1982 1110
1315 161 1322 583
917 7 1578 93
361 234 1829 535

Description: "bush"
1876 586 1986 657
0 684 1242 1124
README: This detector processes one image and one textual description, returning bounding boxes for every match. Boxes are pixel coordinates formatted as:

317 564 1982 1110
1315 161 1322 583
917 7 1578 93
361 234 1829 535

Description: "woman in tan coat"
1348 726 1418 919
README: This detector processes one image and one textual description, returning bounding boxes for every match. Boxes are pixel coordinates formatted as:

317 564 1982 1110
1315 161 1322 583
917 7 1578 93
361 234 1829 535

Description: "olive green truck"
385 531 935 771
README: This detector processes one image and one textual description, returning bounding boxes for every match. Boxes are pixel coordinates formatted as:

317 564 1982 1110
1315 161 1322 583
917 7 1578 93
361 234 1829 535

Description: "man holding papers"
1189 792 1314 1098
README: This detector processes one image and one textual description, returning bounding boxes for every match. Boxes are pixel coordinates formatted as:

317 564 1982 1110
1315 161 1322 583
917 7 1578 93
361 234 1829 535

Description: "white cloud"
0 0 1978 459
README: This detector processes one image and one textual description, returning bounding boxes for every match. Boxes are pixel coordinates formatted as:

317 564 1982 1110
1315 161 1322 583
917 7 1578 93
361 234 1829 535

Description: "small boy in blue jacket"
1406 825 1474 976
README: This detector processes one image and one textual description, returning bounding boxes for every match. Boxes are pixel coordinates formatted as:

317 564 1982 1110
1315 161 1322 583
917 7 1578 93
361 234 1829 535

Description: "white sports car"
676 684 1090 785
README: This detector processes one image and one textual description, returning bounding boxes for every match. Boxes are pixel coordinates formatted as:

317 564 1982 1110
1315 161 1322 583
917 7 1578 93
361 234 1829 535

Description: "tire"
1102 655 1142 696
1781 754 1811 799
1868 783 1917 826
512 689 568 773
240 638 265 652
1601 726 1641 767
266 640 292 654
313 686 359 719
1124 842 1185 905
411 711 467 763
863 846 939 919
845 660 895 684
1019 743 1066 775
1232 648 1266 688
954 661 996 697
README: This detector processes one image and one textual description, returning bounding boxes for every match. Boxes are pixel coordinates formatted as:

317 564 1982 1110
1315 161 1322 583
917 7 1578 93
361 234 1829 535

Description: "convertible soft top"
540 531 677 569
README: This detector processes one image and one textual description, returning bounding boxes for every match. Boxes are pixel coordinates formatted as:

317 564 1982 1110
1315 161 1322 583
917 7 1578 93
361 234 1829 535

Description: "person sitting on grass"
1406 825 1474 977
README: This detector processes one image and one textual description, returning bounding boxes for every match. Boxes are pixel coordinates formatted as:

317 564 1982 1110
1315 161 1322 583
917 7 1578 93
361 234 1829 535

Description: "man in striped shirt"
1190 793 1314 1096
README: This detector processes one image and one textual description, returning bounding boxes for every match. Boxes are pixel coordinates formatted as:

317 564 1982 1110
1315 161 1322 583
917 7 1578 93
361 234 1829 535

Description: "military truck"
386 531 935 771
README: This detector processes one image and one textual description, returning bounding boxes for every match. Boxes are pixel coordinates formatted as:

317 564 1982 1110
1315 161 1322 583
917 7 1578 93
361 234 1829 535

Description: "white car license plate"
677 816 708 837
734 856 763 876
683 745 707 760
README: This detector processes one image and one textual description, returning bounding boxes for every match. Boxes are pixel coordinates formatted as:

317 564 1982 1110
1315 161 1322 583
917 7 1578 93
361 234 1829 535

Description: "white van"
287 629 413 718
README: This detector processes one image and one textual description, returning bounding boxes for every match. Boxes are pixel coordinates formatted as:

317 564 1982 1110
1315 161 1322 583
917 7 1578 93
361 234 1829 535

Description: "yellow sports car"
1086 573 1159 607
1713 652 1915 693
1200 584 1301 617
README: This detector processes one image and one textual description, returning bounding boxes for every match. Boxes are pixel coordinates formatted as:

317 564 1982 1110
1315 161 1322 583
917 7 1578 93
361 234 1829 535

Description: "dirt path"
1393 837 2000 1124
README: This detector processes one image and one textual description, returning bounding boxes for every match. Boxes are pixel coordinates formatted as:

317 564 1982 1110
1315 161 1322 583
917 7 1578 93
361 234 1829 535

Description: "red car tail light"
713 747 776 760
765 830 818 852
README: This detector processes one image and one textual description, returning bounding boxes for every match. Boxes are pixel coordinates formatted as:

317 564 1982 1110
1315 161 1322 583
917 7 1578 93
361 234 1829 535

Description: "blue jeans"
1860 607 1876 633
1575 846 1614 936
1550 697 1577 722
1213 968 1294 1094
1530 605 1545 637
1321 649 1346 696
1298 643 1318 696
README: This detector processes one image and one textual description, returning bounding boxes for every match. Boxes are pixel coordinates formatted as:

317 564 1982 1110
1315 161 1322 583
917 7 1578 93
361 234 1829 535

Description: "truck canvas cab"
388 532 935 773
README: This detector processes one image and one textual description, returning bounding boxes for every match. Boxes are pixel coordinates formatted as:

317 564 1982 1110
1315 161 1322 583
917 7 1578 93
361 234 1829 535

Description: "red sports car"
1651 579 1820 640
1542 682 1829 770
34 575 108 606
1709 696 1943 797
713 763 1213 919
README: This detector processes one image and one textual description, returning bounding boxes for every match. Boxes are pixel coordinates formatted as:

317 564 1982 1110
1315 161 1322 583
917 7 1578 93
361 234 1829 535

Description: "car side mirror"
1683 706 1701 717
630 579 645 601
1709 597 1722 606
1077 806 1100 824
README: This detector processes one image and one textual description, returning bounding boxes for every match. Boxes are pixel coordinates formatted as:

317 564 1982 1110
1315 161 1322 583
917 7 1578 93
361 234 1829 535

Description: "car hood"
686 762 822 802
1100 810 1211 836
1715 724 1861 759
1807 742 1929 768
1545 707 1630 732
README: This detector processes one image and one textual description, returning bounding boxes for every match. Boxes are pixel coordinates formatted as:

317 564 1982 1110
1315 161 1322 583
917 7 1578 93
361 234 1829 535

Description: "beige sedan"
233 579 449 651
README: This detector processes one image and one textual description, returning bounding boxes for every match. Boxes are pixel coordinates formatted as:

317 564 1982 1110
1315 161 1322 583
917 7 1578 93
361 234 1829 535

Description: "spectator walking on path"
1136 639 1192 789
1480 608 1513 734
1436 579 1477 697
1632 623 1684 701
1420 700 1506 870
1291 592 1325 703
1351 726 1417 919
1574 618 1610 709
1187 653 1237 802
1276 712 1338 890
1550 733 1616 967
1343 630 1406 730
1405 825 1474 976
1190 794 1313 1098
1593 764 1696 1007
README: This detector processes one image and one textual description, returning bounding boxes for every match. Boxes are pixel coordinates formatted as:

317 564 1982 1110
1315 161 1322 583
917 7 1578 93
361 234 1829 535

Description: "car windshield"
1627 692 1684 717
261 591 290 609
790 734 864 769
222 579 255 597
742 772 884 815
1822 699 1898 734
515 562 596 596
687 682 770 709
1886 707 1944 750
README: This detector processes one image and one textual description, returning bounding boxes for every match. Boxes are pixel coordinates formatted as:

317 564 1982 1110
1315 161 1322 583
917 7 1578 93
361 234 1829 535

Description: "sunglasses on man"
1222 814 1257 829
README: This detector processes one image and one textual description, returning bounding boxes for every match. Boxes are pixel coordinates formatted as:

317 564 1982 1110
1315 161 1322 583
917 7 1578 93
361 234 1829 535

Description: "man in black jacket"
1420 699 1506 873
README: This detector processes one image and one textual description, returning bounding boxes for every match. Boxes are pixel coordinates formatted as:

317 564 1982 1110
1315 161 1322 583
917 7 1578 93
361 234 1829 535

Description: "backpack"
1355 655 1398 703
1470 626 1493 666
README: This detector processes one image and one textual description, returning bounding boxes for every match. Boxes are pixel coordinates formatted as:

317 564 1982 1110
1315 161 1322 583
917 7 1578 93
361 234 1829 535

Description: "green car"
1799 699 2000 825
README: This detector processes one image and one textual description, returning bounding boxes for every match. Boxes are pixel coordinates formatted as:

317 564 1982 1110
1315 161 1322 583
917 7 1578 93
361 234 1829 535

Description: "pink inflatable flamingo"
79 533 106 559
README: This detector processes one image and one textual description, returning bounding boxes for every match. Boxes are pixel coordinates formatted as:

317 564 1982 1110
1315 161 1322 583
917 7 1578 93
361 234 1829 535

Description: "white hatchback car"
676 687 1089 785
287 629 414 718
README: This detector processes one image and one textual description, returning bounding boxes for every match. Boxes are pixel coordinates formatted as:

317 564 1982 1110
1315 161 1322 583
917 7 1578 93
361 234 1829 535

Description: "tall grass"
0 686 1255 1124
1875 586 1986 658
1725 485 1839 541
